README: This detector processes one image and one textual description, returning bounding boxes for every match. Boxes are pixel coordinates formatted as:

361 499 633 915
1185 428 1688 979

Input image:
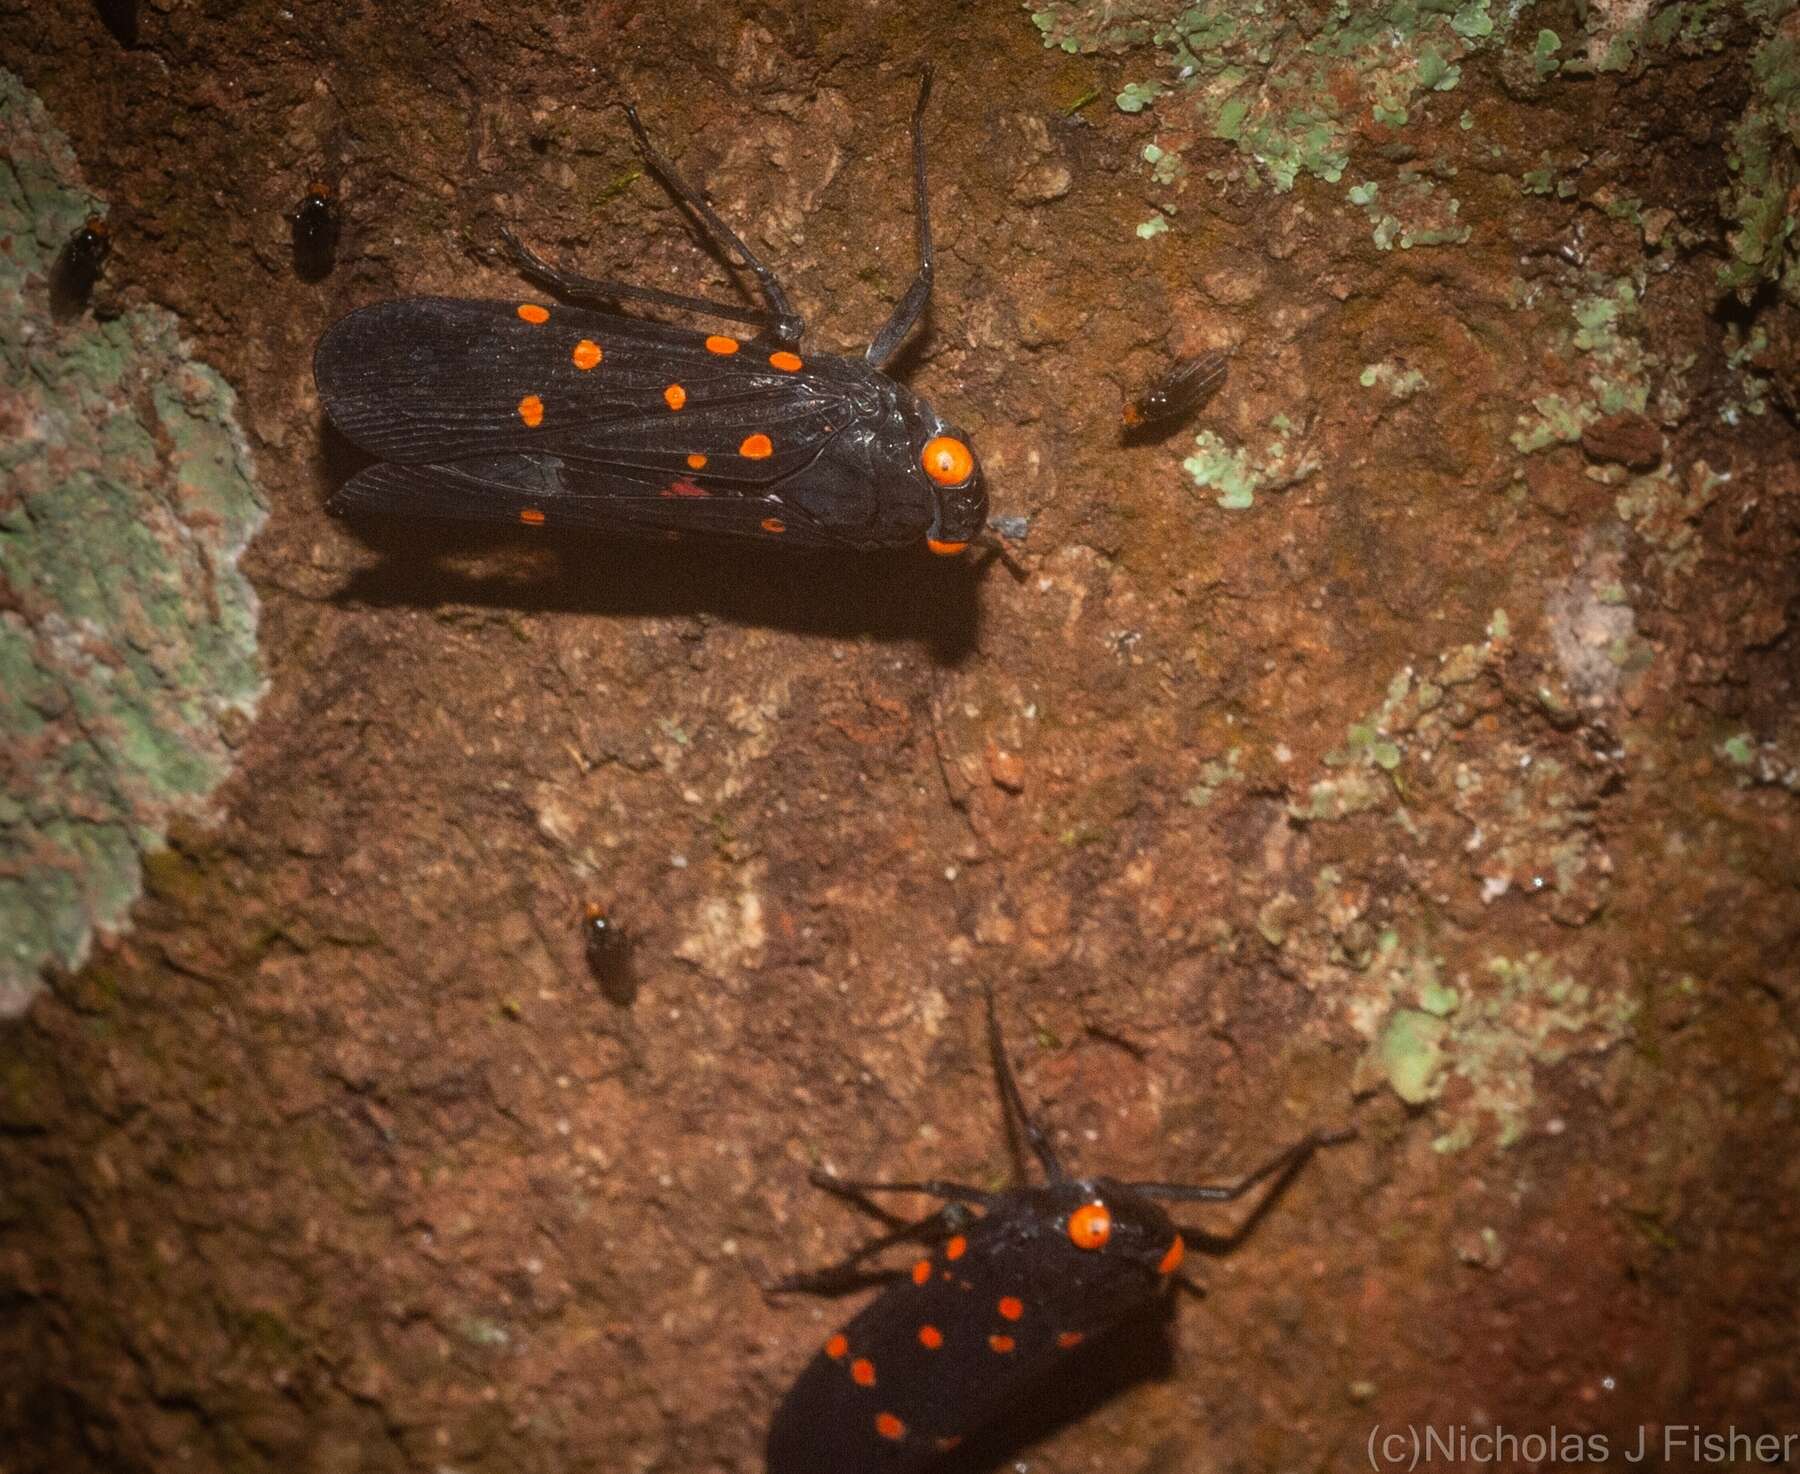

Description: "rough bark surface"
2 3 1796 1472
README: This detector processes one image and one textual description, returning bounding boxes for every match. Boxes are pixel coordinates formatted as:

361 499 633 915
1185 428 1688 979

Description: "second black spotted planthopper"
313 70 989 558
765 993 1350 1472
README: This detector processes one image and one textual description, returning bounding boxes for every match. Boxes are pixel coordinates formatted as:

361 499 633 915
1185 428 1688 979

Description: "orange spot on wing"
988 1335 1015 1354
850 1358 876 1387
1058 1330 1086 1349
825 1333 848 1360
518 508 545 526
1158 1234 1185 1275
760 517 786 534
926 539 968 557
739 432 773 459
660 478 710 499
664 383 687 411
705 334 740 355
686 453 707 470
571 339 602 370
875 1413 906 1442
517 394 544 428
769 350 803 372
516 303 550 324
911 1259 931 1286
935 1436 964 1452
998 1296 1023 1321
945 1236 967 1261
917 1325 943 1350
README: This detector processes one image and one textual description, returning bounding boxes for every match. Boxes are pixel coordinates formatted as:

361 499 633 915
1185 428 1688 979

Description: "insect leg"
807 1168 997 1209
985 987 1068 1183
864 66 935 370
979 538 1028 581
499 227 782 331
1133 1128 1353 1204
1148 1128 1355 1252
769 1205 972 1297
615 100 806 346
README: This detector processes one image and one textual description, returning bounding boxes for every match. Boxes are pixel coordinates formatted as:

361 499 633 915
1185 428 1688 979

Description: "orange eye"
1067 1202 1112 1251
921 435 974 487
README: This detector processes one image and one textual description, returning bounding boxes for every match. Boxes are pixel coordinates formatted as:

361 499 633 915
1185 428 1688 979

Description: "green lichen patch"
1029 1 1528 194
1348 176 1470 250
1182 413 1318 509
1297 616 1620 923
1264 609 1649 1151
0 69 266 1016
1613 460 1728 581
1116 80 1163 113
1719 322 1774 424
1355 942 1637 1149
1457 738 1617 924
1359 359 1429 399
1184 745 1246 808
1720 23 1800 304
1366 1004 1449 1105
1718 730 1800 792
1291 635 1504 825
1509 276 1686 455
1141 140 1186 187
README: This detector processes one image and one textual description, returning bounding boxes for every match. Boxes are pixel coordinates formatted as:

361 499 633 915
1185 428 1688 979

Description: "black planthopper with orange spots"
313 69 998 564
764 992 1351 1473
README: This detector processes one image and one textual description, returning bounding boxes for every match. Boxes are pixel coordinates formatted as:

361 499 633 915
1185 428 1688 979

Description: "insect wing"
314 296 852 482
766 1217 1115 1472
1123 351 1227 432
329 454 867 547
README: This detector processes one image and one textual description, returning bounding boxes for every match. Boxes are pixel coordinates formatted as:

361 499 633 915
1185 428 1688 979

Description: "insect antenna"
864 66 936 370
985 987 1068 1183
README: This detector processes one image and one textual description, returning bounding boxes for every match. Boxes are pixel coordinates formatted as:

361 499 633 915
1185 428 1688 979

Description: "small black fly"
1122 350 1228 437
314 70 1000 562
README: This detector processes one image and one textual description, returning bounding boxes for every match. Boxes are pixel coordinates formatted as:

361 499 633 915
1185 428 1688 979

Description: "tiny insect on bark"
581 903 636 1006
313 71 992 558
290 180 341 282
49 215 111 320
93 0 138 47
1121 350 1228 435
765 993 1350 1472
